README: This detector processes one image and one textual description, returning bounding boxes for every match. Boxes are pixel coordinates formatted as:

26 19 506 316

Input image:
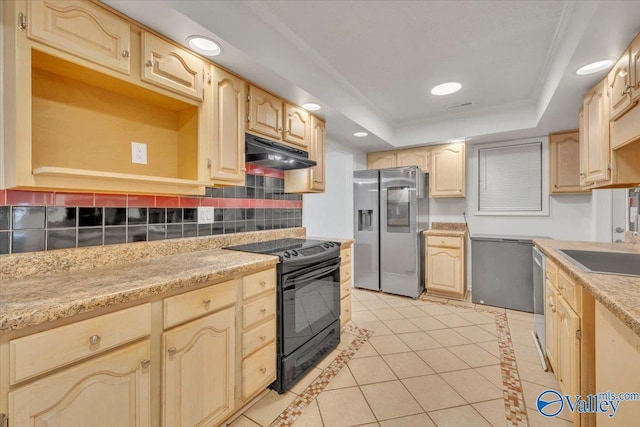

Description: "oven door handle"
283 263 340 290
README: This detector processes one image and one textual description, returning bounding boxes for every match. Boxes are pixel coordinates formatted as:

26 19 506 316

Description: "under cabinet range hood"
245 133 316 170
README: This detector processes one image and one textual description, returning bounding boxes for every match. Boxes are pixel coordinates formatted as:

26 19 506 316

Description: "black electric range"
225 238 342 393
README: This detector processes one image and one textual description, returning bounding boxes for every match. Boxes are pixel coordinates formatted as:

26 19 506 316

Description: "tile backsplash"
0 165 302 254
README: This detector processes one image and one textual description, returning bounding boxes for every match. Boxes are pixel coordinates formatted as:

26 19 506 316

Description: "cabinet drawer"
242 342 276 400
243 268 276 300
340 247 352 264
10 303 151 384
340 261 352 283
164 280 235 329
546 258 558 286
558 269 582 314
243 320 276 358
341 295 352 327
243 293 276 329
341 280 352 299
426 235 462 248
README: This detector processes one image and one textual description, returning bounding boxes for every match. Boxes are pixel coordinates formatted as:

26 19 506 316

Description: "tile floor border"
270 324 374 427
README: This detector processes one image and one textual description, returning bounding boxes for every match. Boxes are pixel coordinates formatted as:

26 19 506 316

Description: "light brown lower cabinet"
424 233 466 298
543 257 595 427
1 267 278 427
340 244 353 327
163 308 235 427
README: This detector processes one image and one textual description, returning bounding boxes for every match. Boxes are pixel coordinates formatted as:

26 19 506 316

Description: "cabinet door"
310 116 326 190
430 143 465 197
608 49 633 121
426 246 463 297
396 147 430 171
549 131 589 194
632 34 640 102
283 103 310 149
557 297 580 426
210 67 247 184
141 31 204 101
9 341 151 427
582 81 611 184
545 281 559 371
163 307 235 427
248 86 283 141
28 0 131 74
367 152 396 169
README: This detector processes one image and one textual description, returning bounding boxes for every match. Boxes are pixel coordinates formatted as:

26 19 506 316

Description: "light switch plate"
197 207 215 224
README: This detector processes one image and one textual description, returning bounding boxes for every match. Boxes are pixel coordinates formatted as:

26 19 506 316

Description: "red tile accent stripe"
127 195 155 207
0 190 6 205
6 190 54 206
179 197 200 208
94 194 127 207
54 192 95 206
155 196 180 207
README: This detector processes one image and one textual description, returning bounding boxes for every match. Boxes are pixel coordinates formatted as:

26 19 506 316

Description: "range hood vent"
245 134 316 170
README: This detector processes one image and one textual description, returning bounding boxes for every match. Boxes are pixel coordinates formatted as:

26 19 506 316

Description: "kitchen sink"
557 249 640 277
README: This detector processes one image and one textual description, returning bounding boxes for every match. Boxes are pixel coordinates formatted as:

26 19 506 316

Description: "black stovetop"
225 238 340 264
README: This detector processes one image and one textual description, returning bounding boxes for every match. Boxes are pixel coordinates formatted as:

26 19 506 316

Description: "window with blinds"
477 141 543 213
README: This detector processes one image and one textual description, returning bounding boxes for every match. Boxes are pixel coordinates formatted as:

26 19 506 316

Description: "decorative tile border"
495 312 530 427
270 325 373 427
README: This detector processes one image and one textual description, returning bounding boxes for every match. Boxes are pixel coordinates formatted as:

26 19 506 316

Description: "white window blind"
478 142 542 212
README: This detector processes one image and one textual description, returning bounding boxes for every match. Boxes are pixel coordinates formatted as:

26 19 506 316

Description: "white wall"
302 139 365 239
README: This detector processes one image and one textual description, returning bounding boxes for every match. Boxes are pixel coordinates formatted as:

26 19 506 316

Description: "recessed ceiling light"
187 36 222 56
354 132 368 137
431 82 462 96
576 59 613 75
449 137 466 143
302 103 321 111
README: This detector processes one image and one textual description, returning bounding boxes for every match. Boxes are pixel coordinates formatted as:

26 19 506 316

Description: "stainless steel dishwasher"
471 235 548 313
532 246 548 370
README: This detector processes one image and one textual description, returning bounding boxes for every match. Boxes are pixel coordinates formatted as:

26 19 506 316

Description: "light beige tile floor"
234 288 570 427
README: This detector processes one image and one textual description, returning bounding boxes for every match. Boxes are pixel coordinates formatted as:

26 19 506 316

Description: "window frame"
473 137 549 217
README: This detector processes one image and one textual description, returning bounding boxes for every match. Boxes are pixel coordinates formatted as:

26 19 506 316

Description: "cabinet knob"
89 335 101 345
260 335 267 341
260 367 267 374
558 285 564 290
554 184 558 188
260 308 267 314
168 347 177 356
146 60 153 67
548 303 556 313
203 299 211 306
121 49 130 58
140 359 151 369
579 173 586 177
260 280 266 287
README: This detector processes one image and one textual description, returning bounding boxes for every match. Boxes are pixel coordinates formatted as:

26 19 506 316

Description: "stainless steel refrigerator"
353 167 429 298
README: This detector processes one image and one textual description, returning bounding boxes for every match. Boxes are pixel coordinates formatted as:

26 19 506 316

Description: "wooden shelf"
32 167 207 195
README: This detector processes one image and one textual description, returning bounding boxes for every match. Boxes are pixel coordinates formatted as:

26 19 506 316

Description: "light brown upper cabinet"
284 116 325 193
141 31 204 101
247 85 283 141
608 47 634 121
283 103 310 150
549 131 589 194
632 34 640 102
27 0 131 75
395 147 430 171
581 80 611 186
367 151 396 169
430 143 466 198
209 66 247 185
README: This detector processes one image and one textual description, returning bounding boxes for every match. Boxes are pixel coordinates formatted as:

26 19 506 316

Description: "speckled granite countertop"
0 249 278 333
431 222 467 231
423 229 467 237
533 239 640 337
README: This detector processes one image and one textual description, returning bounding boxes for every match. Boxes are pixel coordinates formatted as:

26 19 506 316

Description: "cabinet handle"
146 60 153 67
168 347 177 356
622 84 632 96
259 280 266 287
579 173 586 177
203 299 211 306
89 335 101 345
554 184 558 188
260 308 267 314
260 335 267 341
260 367 267 374
548 303 556 313
121 49 130 58
140 359 151 369
279 127 283 131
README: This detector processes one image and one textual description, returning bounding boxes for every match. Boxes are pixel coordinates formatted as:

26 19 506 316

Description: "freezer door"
380 167 422 297
353 170 379 290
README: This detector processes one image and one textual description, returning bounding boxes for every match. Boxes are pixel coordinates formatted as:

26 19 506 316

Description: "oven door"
281 257 341 356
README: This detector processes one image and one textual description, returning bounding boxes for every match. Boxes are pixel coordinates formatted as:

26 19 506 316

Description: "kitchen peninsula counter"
533 239 640 337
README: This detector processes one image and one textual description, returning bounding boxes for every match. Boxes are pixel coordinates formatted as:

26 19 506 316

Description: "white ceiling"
104 0 640 152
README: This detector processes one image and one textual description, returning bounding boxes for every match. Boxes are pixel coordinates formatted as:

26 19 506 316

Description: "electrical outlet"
197 207 215 224
131 142 147 165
